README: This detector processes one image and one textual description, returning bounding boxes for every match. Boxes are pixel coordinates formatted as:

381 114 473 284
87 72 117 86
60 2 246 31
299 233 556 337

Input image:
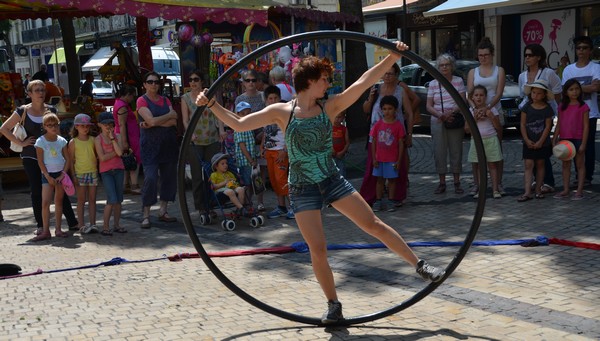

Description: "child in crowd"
553 79 590 200
370 95 405 212
332 111 350 177
68 113 99 234
234 101 258 208
94 112 126 235
466 85 503 199
518 79 554 202
210 152 246 215
262 86 294 219
34 113 70 241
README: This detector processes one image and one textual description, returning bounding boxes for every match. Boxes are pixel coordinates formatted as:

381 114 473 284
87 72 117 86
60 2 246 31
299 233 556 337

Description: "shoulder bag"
440 83 465 130
10 106 28 152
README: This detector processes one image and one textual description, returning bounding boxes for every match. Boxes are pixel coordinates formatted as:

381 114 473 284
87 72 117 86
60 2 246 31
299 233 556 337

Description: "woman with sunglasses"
235 69 267 210
137 71 179 229
518 44 562 194
196 41 444 325
181 69 225 216
0 80 78 236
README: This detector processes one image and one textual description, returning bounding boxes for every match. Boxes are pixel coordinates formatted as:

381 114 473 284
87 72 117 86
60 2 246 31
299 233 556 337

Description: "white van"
82 45 181 94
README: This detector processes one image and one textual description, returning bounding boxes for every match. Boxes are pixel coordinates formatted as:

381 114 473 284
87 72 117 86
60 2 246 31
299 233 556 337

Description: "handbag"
439 83 465 130
9 109 27 152
121 149 137 171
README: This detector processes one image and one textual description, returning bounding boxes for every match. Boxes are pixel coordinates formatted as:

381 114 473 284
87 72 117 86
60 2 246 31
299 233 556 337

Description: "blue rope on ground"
42 255 169 274
2 237 553 280
290 236 549 253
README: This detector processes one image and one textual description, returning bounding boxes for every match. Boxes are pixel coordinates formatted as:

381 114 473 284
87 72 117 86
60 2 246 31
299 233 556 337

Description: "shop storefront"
488 0 599 78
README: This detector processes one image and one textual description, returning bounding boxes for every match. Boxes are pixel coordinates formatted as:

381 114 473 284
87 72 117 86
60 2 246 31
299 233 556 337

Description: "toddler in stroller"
206 153 264 230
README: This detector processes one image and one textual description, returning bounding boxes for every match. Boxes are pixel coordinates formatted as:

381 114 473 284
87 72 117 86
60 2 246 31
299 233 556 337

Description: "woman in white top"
467 37 506 195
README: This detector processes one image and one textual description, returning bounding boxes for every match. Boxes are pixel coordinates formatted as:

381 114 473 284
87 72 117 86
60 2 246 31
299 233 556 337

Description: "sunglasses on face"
189 77 201 82
45 123 58 128
145 80 161 85
244 79 257 83
524 53 536 58
30 88 46 93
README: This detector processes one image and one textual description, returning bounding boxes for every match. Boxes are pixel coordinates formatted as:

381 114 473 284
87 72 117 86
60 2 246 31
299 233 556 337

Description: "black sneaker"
416 259 445 282
321 300 343 324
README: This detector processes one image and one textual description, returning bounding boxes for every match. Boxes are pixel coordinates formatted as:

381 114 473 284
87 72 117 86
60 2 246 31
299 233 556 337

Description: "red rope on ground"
168 246 296 261
548 238 600 250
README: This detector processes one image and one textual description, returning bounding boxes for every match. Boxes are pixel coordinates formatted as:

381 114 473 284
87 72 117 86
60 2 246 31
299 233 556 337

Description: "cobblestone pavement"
1 129 599 340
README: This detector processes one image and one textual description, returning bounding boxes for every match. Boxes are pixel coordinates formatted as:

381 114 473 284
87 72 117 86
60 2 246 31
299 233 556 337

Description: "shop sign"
84 41 97 50
521 9 575 70
31 48 40 57
407 13 457 28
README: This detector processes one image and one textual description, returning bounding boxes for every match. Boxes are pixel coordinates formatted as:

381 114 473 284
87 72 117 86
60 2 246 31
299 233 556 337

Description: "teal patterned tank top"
286 102 336 185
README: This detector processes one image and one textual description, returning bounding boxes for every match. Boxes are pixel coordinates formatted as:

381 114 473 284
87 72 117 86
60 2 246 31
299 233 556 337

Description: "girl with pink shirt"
553 79 590 200
94 112 126 235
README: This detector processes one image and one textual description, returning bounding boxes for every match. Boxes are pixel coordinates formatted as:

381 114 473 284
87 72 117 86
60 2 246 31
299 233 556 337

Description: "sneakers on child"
80 224 93 234
469 185 479 196
89 225 99 233
321 300 343 324
286 209 295 219
267 207 286 219
416 259 445 282
372 200 382 212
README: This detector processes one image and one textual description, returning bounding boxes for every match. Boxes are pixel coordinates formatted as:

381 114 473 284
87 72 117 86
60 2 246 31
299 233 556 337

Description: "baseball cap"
73 113 93 125
98 112 114 125
235 101 252 113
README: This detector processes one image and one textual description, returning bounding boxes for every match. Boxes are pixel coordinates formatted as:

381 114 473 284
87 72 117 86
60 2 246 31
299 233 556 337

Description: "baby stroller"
198 154 264 231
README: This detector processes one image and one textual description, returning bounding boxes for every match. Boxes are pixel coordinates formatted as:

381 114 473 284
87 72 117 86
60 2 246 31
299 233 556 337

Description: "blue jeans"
238 165 252 187
22 158 77 228
288 172 355 213
585 118 597 182
141 161 177 207
101 169 125 204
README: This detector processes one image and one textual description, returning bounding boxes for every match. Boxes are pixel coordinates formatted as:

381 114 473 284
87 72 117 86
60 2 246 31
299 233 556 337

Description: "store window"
412 30 432 60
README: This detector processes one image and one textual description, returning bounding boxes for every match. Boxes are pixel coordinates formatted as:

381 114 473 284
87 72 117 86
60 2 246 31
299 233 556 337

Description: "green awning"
48 44 82 64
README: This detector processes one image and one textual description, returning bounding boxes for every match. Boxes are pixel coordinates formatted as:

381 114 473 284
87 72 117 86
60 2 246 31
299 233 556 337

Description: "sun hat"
524 79 554 101
235 101 252 113
553 140 576 161
98 112 114 125
73 113 93 126
211 152 229 170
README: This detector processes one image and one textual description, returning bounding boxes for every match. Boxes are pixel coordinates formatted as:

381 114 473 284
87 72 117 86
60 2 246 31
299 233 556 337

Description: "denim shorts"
41 171 62 185
289 172 356 213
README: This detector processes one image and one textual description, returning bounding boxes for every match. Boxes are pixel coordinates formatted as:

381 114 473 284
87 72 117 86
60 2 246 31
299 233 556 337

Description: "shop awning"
0 0 278 26
48 44 82 64
81 47 116 73
423 0 539 17
363 0 421 16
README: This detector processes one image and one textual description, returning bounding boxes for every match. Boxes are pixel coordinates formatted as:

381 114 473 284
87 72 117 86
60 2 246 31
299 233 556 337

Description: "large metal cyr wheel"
177 30 487 326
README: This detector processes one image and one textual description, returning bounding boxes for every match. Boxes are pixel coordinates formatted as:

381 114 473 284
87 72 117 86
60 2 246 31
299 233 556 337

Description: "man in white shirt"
562 36 600 185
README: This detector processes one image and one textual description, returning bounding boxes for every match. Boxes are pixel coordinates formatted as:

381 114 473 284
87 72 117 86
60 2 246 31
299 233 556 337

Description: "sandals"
434 183 446 194
100 230 113 236
31 233 51 242
129 185 142 195
454 183 464 194
158 212 177 223
55 230 69 238
141 217 151 229
517 195 533 202
114 227 128 233
540 184 554 194
535 193 545 199
553 192 570 199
